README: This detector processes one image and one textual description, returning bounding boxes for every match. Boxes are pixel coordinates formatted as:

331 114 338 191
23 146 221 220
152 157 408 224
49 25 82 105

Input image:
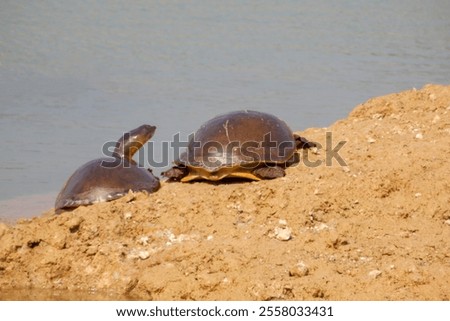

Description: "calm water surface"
1 0 449 219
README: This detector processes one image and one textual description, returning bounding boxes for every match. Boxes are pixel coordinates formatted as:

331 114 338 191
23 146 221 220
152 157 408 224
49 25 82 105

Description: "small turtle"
55 124 160 212
163 110 314 182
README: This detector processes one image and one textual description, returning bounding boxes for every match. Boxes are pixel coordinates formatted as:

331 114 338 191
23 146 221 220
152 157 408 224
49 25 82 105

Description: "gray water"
1 0 449 219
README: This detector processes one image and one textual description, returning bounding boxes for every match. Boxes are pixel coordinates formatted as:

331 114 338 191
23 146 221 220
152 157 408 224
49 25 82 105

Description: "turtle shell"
55 157 160 211
178 110 297 172
55 124 159 212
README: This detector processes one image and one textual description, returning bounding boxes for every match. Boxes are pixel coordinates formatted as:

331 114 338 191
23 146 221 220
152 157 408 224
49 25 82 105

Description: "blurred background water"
1 0 449 219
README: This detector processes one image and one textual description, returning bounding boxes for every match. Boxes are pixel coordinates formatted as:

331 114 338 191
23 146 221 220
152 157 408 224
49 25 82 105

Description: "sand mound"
1 85 449 300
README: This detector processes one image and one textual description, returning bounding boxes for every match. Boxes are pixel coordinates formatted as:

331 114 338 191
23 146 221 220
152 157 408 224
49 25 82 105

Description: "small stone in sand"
313 223 330 232
274 227 292 241
139 236 149 245
289 261 309 277
66 217 84 233
124 212 133 219
415 133 423 139
138 251 150 260
310 146 319 155
86 246 98 256
368 270 382 279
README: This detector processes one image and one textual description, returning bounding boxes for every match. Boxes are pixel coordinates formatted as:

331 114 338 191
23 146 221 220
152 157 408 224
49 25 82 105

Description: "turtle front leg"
294 134 316 149
162 166 188 181
252 166 285 179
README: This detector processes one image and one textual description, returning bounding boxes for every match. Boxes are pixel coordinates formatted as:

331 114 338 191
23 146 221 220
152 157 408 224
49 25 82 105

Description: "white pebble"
123 212 132 219
278 219 287 226
415 193 422 198
432 115 441 124
138 251 150 260
368 270 382 279
372 113 383 120
289 261 309 277
444 220 450 226
206 235 214 241
310 147 319 155
415 133 423 139
274 227 292 241
139 236 149 245
367 137 376 144
313 223 330 232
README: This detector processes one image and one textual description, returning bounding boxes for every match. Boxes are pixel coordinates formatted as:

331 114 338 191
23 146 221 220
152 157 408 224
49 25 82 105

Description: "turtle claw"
294 134 316 149
162 166 188 181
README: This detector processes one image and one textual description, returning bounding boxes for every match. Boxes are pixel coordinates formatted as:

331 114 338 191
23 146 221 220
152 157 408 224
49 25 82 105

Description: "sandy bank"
1 84 449 300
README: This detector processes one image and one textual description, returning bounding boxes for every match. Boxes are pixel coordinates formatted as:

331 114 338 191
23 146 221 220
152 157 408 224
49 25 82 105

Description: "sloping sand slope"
1 84 449 300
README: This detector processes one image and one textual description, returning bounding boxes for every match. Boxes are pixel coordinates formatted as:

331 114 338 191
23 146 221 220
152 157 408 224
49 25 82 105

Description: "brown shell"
178 110 296 172
55 124 159 212
55 158 160 211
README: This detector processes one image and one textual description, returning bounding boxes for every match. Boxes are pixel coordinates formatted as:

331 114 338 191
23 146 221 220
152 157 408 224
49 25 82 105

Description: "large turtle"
163 110 314 182
55 124 160 212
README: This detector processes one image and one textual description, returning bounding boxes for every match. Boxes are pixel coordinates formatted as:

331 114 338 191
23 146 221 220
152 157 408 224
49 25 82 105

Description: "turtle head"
114 124 156 161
